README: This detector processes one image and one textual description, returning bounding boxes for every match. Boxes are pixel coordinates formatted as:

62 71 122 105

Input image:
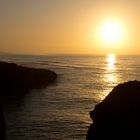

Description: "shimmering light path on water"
0 54 140 140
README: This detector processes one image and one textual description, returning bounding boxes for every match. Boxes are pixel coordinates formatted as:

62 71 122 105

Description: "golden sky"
0 0 140 55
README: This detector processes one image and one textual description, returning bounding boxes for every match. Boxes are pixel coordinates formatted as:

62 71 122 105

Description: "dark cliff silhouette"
0 61 57 95
87 81 140 140
0 106 5 140
0 61 57 140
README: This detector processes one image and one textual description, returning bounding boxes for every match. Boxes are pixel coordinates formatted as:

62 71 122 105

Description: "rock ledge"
87 81 140 140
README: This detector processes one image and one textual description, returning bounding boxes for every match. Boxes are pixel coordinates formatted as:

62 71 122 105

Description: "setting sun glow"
101 21 123 44
0 1 140 55
96 19 127 52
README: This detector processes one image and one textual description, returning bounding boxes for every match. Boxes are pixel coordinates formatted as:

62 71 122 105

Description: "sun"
100 20 123 44
88 18 127 53
96 19 125 48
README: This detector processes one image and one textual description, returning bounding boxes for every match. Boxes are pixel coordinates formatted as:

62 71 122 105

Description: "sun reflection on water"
99 53 118 101
106 53 117 83
107 53 116 70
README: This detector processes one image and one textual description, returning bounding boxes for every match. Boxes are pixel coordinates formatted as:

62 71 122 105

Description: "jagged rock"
0 61 57 139
0 61 57 95
0 106 5 140
87 81 140 140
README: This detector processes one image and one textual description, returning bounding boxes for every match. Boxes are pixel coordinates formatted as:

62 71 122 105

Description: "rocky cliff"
0 61 57 95
87 81 140 140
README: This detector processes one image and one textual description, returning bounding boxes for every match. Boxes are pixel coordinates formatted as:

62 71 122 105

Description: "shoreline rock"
0 61 57 95
87 81 140 140
0 61 57 140
0 106 5 140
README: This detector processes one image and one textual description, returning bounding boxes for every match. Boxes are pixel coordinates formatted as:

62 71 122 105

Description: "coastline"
0 61 57 140
87 81 140 140
0 61 57 96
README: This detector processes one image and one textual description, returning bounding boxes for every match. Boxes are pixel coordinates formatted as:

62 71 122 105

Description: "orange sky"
0 0 140 55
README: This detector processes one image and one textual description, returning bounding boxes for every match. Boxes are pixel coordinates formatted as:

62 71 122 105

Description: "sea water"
0 54 140 140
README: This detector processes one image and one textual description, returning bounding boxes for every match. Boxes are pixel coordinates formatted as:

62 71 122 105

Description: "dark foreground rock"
87 81 140 140
0 61 57 139
0 61 57 95
0 107 5 140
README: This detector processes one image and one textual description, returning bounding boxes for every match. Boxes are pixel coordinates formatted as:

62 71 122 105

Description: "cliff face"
0 61 57 140
0 61 57 95
87 81 140 140
0 106 5 140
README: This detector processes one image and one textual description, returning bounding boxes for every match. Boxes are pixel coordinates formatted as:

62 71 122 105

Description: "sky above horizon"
0 0 140 55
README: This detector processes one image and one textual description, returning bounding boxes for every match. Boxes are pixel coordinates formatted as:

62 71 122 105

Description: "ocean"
0 54 140 140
